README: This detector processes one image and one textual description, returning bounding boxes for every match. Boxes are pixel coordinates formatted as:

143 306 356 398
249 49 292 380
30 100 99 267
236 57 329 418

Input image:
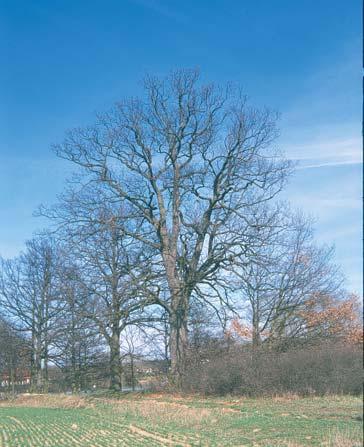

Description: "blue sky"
0 0 362 293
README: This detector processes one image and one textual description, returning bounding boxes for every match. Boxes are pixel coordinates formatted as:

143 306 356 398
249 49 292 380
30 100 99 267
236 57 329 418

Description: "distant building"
1 369 31 387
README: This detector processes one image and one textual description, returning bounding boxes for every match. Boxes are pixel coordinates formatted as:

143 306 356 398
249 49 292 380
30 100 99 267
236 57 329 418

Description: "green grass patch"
0 394 362 446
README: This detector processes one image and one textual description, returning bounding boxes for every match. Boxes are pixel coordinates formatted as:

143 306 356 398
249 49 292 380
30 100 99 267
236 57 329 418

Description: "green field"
0 393 362 446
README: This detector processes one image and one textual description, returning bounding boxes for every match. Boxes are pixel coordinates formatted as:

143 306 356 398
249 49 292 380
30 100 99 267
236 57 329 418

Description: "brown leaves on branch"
226 293 362 346
226 318 270 341
300 293 363 345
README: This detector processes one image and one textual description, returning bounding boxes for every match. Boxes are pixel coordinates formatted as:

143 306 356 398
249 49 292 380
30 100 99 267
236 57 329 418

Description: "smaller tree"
233 210 343 350
50 195 160 391
0 318 31 394
51 266 105 392
0 235 64 392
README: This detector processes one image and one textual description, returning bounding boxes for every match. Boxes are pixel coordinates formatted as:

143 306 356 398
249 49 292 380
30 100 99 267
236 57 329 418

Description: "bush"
182 341 363 396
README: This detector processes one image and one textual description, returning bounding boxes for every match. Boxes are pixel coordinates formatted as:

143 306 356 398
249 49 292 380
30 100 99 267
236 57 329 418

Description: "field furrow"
0 394 362 446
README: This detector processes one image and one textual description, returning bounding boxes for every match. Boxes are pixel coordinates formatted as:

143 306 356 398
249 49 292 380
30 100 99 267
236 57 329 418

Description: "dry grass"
110 398 213 428
260 430 363 447
0 393 93 409
326 429 363 447
271 392 301 402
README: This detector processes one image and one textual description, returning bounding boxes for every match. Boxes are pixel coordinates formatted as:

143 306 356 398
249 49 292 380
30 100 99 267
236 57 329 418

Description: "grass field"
0 393 362 446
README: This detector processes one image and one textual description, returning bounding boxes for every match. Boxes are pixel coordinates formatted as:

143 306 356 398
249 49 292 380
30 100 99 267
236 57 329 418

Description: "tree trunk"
252 318 261 350
130 354 135 391
35 334 44 392
163 250 191 387
252 330 261 349
109 330 122 391
43 346 49 393
71 344 77 393
169 299 189 388
252 302 262 352
30 326 36 392
10 365 15 397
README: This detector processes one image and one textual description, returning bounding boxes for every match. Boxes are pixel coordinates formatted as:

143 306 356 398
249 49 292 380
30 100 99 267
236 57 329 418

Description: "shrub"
182 341 363 396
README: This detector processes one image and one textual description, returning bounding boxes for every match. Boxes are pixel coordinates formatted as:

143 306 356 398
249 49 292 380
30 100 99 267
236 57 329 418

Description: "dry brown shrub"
184 342 363 396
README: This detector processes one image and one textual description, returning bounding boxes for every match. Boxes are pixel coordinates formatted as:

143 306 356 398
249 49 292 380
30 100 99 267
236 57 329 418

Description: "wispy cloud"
280 44 361 177
296 159 362 170
286 136 362 169
288 137 361 159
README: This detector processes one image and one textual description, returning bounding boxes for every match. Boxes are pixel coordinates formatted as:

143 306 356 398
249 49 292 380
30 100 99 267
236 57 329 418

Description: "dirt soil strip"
129 424 192 446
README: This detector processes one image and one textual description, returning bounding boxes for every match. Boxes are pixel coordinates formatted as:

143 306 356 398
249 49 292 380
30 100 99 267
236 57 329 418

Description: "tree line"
0 70 361 393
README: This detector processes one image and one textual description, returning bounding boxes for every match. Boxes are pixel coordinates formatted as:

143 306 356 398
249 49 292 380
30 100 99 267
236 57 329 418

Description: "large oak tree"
47 70 292 384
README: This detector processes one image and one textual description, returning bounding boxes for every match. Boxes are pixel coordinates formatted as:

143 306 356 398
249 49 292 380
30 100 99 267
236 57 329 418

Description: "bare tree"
51 264 104 392
120 326 147 391
44 190 160 390
233 210 343 349
0 235 64 392
44 69 292 384
0 317 30 395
